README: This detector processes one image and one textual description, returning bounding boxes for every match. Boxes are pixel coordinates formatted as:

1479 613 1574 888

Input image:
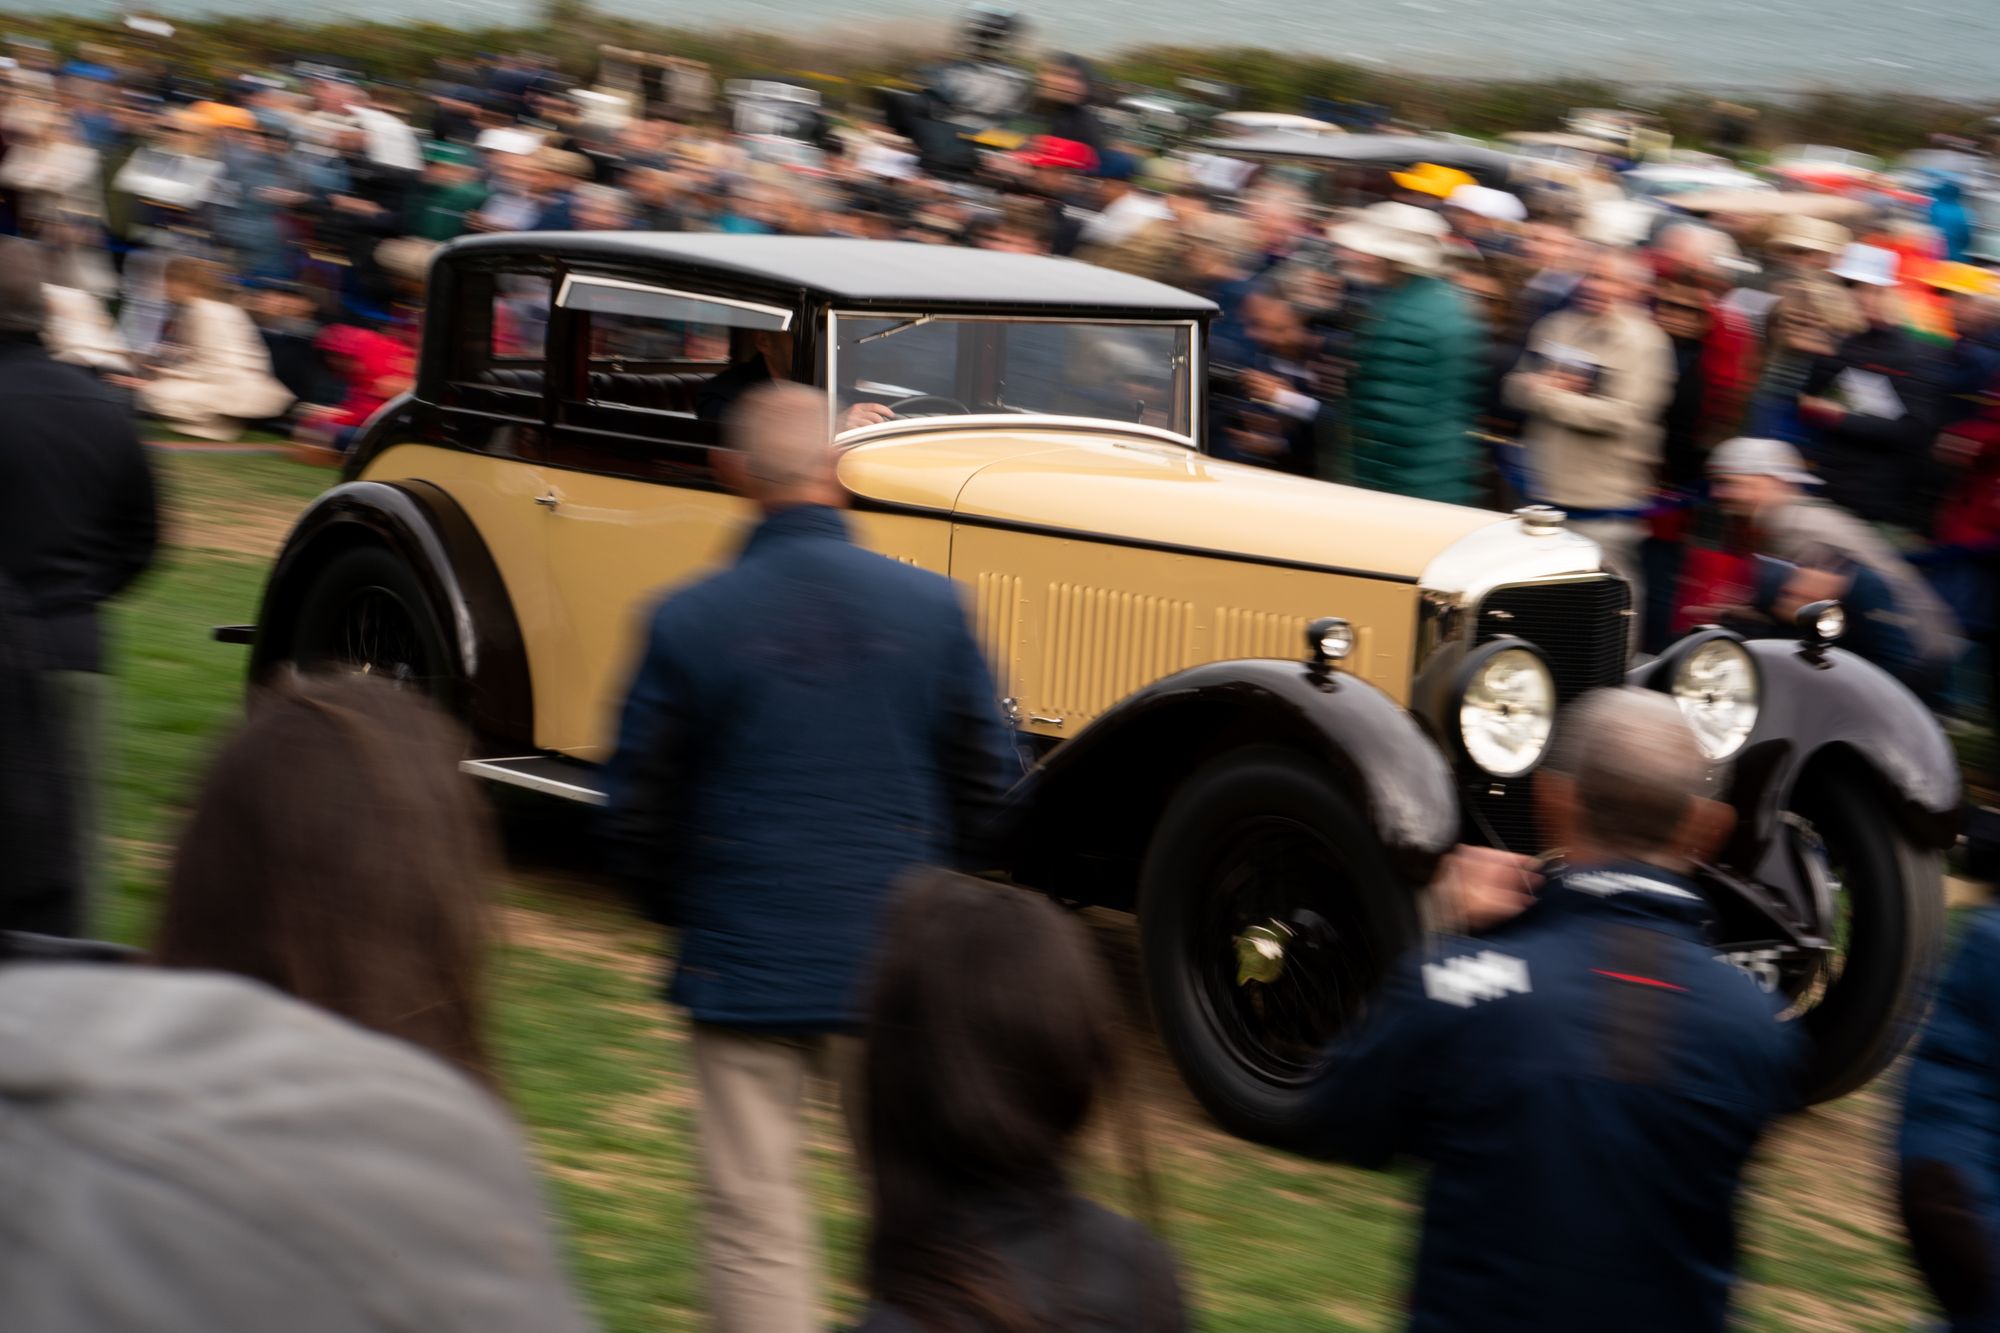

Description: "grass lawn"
102 449 1934 1331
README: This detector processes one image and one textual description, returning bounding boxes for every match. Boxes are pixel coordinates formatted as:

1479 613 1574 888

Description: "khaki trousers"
691 1024 862 1333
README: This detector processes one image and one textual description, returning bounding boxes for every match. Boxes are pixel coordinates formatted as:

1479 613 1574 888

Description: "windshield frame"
825 308 1203 449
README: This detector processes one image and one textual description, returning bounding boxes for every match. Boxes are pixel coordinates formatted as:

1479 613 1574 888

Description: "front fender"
1635 638 1961 883
250 479 533 745
1003 660 1458 909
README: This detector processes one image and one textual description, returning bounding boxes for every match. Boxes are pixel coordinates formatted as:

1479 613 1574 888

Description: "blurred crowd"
5 37 2000 717
13 27 2000 1333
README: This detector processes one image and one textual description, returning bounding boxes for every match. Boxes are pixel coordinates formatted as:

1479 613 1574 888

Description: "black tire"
290 545 454 701
1139 747 1417 1146
1787 771 1946 1103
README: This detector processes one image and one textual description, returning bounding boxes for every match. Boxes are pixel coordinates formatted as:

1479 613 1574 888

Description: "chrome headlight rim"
1452 637 1558 779
1656 627 1762 763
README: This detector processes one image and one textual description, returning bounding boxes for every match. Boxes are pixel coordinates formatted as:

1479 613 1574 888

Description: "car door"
530 274 778 759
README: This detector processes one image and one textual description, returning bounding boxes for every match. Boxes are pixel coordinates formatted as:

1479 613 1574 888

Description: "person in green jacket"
1329 202 1486 505
402 142 489 243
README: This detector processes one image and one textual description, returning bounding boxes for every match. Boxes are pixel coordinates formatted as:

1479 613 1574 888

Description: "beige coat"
1505 305 1676 511
140 298 294 440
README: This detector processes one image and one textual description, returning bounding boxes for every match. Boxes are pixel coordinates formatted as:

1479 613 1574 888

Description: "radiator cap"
1515 504 1567 536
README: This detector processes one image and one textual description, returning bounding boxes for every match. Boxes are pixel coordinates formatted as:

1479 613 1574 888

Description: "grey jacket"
1759 496 1959 662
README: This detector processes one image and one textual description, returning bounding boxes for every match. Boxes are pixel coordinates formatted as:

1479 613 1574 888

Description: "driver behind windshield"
697 328 894 429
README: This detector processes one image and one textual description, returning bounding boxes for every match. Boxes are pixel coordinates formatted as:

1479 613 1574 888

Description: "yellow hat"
189 100 258 132
1925 261 1996 296
1390 162 1476 198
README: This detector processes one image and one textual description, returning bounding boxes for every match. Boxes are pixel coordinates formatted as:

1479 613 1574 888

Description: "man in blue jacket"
604 383 1017 1333
1900 909 2000 1331
1304 688 1801 1331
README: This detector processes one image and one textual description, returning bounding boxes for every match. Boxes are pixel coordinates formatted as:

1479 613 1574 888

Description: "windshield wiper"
852 315 935 346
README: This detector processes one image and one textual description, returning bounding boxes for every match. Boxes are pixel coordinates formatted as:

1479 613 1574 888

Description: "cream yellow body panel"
364 441 957 758
954 525 1418 739
842 426 1506 581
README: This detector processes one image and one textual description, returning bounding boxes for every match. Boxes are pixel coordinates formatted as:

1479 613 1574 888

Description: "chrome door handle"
534 492 560 509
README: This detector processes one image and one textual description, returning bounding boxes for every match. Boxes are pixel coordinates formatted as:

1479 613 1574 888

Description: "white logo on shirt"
1423 950 1533 1008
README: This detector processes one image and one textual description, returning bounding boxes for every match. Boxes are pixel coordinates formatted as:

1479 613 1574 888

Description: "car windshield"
831 314 1195 439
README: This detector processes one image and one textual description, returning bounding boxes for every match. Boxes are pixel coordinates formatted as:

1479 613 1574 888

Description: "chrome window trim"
826 310 1200 448
835 413 1200 451
555 274 797 330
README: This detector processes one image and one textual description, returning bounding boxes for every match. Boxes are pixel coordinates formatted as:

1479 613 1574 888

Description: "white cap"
1447 184 1528 222
1829 242 1900 287
1707 436 1823 486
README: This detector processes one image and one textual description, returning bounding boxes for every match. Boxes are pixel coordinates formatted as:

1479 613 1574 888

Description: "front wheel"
1139 748 1416 1146
1780 772 1946 1103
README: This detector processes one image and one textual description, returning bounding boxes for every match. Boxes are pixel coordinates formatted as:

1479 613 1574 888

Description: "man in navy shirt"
605 383 1016 1333
1306 688 1801 1331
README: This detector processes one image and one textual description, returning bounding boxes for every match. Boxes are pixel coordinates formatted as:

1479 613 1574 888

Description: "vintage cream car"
237 235 1955 1143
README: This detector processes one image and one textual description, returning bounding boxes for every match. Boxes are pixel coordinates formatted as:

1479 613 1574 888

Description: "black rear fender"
1002 660 1458 911
250 480 533 746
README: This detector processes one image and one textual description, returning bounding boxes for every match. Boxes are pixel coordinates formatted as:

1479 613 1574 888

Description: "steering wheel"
888 394 973 417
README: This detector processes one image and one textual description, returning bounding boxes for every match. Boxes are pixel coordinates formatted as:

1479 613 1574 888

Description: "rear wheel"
1781 771 1945 1103
289 546 453 702
1139 748 1416 1146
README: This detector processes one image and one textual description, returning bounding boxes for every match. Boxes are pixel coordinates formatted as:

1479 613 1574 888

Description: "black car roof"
444 232 1217 317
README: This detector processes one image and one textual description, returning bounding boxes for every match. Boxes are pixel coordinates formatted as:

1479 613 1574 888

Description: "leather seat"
479 368 709 415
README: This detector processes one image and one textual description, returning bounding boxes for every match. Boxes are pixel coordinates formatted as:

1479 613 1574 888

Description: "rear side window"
442 263 553 418
554 277 793 419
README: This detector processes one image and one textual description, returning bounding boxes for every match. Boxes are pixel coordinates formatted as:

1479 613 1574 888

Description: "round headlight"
1671 637 1759 760
1459 646 1556 777
1814 603 1845 642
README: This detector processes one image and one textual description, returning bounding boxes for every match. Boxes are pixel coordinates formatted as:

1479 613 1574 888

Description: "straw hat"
1390 161 1477 199
374 237 440 283
1768 215 1851 255
1329 201 1447 273
532 147 592 181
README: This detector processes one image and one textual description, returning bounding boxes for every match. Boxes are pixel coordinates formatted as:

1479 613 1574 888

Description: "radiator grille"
1465 577 1631 853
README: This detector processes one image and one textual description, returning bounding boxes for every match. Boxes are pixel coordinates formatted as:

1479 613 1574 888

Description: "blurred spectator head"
864 870 1135 1314
1522 218 1582 273
1037 53 1093 107
0 965 590 1332
0 238 49 338
1243 180 1311 255
161 256 226 306
1766 217 1850 272
1571 246 1650 316
1830 242 1904 325
1537 688 1726 871
571 183 636 231
1179 212 1259 289
1448 255 1510 331
722 383 838 508
968 196 1053 254
531 147 590 195
1655 221 1751 287
1652 267 1714 344
423 140 480 184
1331 201 1447 283
155 673 497 1084
1707 435 1823 518
1240 285 1310 358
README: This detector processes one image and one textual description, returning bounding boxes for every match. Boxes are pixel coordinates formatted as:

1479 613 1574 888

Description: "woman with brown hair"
155 672 495 1084
858 869 1187 1332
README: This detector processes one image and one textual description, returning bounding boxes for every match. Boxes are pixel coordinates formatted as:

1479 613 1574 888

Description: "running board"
460 755 608 806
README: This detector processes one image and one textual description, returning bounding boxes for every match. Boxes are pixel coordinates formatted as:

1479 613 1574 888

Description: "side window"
444 264 552 419
552 277 794 451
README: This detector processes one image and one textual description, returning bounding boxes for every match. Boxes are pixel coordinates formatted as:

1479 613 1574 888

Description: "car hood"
838 429 1509 582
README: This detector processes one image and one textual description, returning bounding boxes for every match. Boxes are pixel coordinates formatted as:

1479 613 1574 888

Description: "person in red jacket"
292 322 415 455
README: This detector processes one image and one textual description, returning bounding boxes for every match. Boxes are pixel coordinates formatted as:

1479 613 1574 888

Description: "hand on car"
1774 566 1851 622
1430 845 1542 933
1239 370 1285 405
1799 396 1846 425
839 402 897 430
